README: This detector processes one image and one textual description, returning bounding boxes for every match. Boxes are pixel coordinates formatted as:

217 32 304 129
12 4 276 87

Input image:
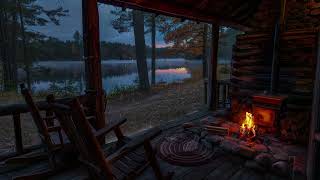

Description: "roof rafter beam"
98 0 252 31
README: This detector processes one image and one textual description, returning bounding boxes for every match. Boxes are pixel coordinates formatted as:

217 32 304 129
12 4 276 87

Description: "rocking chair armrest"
94 118 127 138
107 127 161 163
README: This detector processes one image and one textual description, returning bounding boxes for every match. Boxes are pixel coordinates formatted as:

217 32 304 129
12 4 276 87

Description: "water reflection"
26 59 202 94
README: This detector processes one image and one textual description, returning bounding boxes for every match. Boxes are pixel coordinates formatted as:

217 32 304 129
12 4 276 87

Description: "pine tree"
0 0 68 91
111 8 151 90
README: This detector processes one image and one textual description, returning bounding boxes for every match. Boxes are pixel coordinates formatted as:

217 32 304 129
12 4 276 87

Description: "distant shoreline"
36 58 202 61
35 58 230 64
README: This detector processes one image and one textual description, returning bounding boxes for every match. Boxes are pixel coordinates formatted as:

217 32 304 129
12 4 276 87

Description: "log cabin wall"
231 0 319 143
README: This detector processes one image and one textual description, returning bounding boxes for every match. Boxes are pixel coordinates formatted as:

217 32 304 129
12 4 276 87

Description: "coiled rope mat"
157 132 215 166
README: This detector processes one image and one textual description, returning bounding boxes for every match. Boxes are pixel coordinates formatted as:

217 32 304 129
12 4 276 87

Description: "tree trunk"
0 9 9 90
1 1 18 91
18 0 31 89
9 1 18 91
151 14 156 85
133 10 150 90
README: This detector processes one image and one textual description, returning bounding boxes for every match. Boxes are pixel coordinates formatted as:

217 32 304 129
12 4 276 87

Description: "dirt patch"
106 80 205 138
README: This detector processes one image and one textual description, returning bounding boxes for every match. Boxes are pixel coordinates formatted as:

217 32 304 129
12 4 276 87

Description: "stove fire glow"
240 112 256 141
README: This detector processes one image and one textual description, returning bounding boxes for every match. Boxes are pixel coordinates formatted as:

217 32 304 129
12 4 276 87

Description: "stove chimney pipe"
270 0 286 94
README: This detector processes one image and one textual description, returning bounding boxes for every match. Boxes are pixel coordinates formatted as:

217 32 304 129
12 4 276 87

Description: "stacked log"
231 30 316 108
278 31 317 109
231 33 272 97
280 111 311 144
277 31 316 142
204 125 229 136
245 0 320 32
305 2 320 16
286 0 320 30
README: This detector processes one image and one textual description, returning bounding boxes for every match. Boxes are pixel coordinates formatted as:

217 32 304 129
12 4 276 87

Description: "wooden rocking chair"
12 87 127 179
20 84 66 155
52 98 172 180
11 84 75 179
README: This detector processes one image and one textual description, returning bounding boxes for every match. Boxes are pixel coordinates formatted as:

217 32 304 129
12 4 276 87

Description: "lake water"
24 58 204 94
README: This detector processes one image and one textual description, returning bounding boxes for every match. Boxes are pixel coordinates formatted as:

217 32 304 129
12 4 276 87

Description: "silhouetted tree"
111 9 150 90
0 0 68 91
133 10 149 90
0 0 18 90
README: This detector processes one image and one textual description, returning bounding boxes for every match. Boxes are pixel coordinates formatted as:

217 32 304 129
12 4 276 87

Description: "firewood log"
204 125 229 136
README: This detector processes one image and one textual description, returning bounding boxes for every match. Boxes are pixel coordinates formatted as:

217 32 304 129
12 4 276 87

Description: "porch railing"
204 79 231 109
217 80 231 109
0 97 75 161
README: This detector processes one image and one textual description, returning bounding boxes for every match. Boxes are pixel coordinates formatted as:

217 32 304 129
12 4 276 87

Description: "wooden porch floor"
0 111 290 180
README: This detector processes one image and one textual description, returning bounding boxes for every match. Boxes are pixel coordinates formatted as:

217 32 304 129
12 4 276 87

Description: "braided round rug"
157 132 215 166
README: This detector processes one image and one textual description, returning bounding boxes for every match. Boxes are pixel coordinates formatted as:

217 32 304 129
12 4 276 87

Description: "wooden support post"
151 14 156 85
13 113 23 154
307 32 320 180
222 83 226 108
209 24 219 111
204 79 208 104
82 0 106 140
202 24 208 104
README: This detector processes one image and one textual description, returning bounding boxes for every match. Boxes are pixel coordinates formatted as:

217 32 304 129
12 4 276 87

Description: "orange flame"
240 112 256 139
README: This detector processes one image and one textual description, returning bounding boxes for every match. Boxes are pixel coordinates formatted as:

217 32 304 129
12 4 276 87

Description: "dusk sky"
31 0 167 47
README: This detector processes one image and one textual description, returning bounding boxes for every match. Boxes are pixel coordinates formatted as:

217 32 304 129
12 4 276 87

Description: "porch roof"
99 0 271 31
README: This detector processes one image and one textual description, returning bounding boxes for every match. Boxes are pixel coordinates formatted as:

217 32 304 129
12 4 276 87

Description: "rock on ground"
271 161 289 177
255 153 274 168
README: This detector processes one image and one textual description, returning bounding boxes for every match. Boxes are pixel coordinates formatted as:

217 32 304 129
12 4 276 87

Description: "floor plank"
178 156 227 180
204 155 245 180
245 169 265 180
229 168 248 180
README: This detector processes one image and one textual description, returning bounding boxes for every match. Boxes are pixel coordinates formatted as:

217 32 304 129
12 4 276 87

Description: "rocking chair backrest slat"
19 84 53 147
69 98 114 179
51 103 90 160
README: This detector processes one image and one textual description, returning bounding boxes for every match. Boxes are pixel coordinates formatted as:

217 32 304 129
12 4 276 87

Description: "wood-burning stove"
252 94 287 134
